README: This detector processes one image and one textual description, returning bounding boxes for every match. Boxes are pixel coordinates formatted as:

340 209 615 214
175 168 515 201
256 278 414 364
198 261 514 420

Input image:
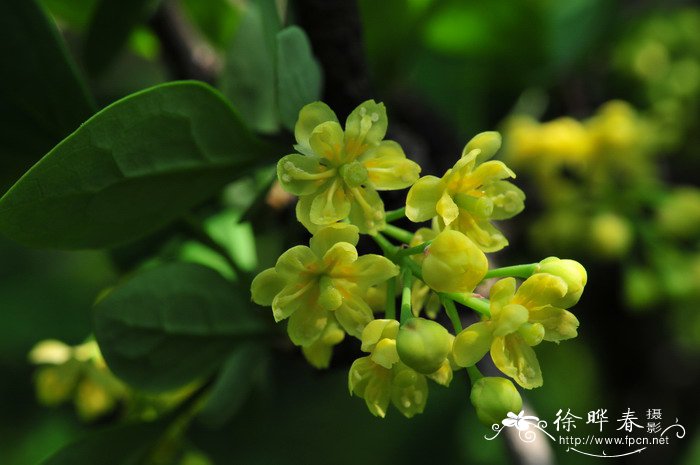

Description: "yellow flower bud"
396 318 453 374
470 377 523 426
422 230 488 293
589 213 633 259
537 257 588 307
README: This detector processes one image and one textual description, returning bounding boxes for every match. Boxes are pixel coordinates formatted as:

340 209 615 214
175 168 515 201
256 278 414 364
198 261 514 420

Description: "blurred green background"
1 0 699 464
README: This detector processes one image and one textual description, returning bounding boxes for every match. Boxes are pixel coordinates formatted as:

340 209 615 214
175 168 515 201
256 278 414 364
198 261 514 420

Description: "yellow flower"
251 224 399 346
277 101 421 234
452 274 581 389
406 132 524 251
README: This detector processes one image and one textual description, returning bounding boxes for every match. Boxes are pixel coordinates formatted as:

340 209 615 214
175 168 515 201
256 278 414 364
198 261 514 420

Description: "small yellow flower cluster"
29 339 126 421
252 100 587 421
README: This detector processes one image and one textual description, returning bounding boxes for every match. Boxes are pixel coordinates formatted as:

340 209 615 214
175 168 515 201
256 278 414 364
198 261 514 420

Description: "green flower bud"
396 318 453 374
470 377 523 426
589 213 633 259
537 257 588 307
657 188 700 240
623 266 660 311
422 230 488 293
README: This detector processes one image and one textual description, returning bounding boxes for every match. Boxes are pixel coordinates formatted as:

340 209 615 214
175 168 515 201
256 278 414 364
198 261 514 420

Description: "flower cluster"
252 100 587 421
278 101 420 234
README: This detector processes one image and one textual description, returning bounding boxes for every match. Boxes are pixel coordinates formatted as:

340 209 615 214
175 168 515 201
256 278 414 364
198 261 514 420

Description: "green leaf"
41 420 165 465
0 0 95 192
220 0 280 133
94 262 268 392
181 0 242 50
198 343 268 428
276 26 323 131
0 81 270 250
84 0 159 76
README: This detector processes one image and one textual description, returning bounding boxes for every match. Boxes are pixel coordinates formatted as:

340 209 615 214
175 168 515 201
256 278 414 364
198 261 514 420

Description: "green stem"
484 263 539 279
371 233 398 259
441 296 462 333
403 256 424 281
442 293 491 318
381 223 414 244
466 366 484 386
400 266 413 324
385 276 396 320
385 207 406 222
395 240 432 260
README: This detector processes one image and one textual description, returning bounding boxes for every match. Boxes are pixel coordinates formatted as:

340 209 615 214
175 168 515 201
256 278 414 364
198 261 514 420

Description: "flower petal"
309 121 346 165
528 306 579 342
363 366 392 418
275 245 318 281
405 175 445 222
371 338 400 369
345 100 388 158
360 140 421 190
470 160 516 185
335 293 374 338
491 334 543 389
485 181 526 220
493 304 529 337
276 153 330 196
251 267 286 306
489 278 517 315
310 180 351 225
391 363 428 418
464 131 502 164
454 213 509 252
309 223 360 257
286 300 328 346
272 282 312 322
337 254 399 289
348 185 386 234
302 318 345 369
436 191 460 226
295 101 339 153
452 321 493 367
295 195 321 234
514 273 568 310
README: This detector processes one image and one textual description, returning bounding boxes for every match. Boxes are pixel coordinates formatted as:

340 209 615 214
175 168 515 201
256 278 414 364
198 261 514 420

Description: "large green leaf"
276 26 322 131
220 0 280 133
0 0 95 192
0 81 271 249
41 420 164 465
197 343 268 428
93 262 267 392
84 0 159 76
